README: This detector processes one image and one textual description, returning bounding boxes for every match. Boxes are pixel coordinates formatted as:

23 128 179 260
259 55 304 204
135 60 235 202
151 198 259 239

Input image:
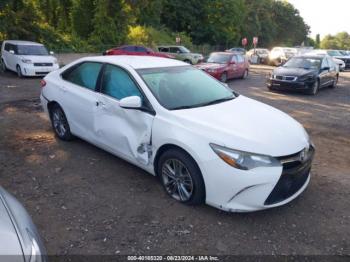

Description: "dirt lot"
0 63 349 256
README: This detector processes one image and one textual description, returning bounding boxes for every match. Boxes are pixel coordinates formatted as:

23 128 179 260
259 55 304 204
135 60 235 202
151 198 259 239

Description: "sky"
287 0 350 38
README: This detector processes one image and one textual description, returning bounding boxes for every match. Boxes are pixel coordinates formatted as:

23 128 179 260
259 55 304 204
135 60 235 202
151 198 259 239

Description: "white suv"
1 40 59 77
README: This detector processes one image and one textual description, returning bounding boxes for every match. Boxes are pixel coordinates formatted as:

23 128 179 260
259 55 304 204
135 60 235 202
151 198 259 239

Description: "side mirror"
176 50 181 54
322 66 330 71
119 96 142 109
230 61 236 65
50 51 54 55
9 50 15 54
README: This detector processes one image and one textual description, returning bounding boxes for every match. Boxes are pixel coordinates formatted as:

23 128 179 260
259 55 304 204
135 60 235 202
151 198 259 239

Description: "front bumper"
21 64 59 76
267 78 315 92
201 146 314 212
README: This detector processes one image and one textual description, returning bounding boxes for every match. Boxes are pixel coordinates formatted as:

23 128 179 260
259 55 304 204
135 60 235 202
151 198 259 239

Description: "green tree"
315 34 320 48
71 0 95 39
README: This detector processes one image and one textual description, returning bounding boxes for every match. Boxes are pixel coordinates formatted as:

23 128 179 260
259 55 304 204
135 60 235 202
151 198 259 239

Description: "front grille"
264 145 315 205
275 75 297 81
34 63 53 67
35 72 49 75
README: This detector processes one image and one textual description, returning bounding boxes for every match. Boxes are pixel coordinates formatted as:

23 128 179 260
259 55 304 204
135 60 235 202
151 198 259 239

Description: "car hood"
195 63 225 70
19 55 56 63
172 96 308 157
273 67 317 77
0 195 24 259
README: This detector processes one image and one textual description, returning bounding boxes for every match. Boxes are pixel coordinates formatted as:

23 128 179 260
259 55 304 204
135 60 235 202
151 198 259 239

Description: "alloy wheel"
161 159 194 202
52 109 68 137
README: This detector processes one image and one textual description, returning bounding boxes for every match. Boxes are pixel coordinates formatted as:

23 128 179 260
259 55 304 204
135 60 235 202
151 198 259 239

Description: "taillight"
40 79 46 88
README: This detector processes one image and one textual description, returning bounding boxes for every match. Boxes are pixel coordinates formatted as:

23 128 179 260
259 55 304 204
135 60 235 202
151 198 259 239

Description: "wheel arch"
154 143 201 177
153 143 206 199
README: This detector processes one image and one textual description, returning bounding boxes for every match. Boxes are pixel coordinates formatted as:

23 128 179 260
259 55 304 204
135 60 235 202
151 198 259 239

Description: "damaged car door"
94 64 154 165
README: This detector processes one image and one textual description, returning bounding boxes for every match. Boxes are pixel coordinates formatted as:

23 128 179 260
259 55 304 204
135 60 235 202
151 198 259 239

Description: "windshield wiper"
171 96 234 111
200 96 234 107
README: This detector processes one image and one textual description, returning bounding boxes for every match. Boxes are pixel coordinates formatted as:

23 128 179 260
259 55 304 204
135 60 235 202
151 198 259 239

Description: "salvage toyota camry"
40 55 314 212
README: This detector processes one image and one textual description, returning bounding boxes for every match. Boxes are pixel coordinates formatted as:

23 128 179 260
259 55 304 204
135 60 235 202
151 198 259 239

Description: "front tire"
158 149 205 205
307 79 320 95
184 59 192 65
1 59 7 72
16 65 23 78
49 104 74 141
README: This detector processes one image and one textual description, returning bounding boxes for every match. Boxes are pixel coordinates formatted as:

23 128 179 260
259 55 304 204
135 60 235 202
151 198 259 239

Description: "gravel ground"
0 63 349 257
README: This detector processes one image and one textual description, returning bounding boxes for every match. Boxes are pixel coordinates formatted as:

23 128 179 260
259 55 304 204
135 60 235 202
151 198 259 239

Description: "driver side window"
101 64 143 101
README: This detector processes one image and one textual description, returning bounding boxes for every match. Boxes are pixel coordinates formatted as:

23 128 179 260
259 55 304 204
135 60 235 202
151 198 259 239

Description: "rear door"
5 44 16 70
236 54 246 76
94 64 154 165
230 55 239 78
319 58 330 86
60 61 103 142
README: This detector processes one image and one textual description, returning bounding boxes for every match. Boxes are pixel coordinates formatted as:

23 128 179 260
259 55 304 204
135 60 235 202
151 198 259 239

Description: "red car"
195 52 249 82
103 45 174 59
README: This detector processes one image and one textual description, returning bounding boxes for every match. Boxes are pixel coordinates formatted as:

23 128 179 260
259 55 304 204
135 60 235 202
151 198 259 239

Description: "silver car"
0 186 46 262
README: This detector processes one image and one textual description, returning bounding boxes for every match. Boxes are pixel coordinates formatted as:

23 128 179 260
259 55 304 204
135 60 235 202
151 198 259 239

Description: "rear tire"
49 104 74 141
220 72 228 83
158 149 205 205
241 69 248 79
307 79 320 95
16 65 23 78
330 75 338 88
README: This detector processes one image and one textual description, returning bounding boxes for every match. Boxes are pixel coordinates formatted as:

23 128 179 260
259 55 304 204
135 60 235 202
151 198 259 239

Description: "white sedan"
40 56 314 212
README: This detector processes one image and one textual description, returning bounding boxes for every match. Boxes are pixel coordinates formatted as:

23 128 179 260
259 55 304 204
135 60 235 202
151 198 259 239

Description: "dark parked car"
267 55 338 95
195 52 249 82
103 45 174 59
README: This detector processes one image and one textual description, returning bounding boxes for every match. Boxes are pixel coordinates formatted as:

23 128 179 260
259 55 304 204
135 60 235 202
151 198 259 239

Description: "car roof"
295 54 325 59
3 40 43 46
81 55 187 69
211 52 234 55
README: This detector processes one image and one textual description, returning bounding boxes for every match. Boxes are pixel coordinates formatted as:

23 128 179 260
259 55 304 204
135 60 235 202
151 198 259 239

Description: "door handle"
96 101 106 107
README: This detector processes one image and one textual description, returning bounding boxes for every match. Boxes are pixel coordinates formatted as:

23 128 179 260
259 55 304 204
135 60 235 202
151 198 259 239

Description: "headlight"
53 58 58 64
210 143 281 170
21 59 33 64
298 74 315 81
207 69 217 73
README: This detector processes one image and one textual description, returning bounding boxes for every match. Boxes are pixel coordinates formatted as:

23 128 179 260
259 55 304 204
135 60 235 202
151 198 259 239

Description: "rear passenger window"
101 64 142 101
159 47 169 52
62 62 102 90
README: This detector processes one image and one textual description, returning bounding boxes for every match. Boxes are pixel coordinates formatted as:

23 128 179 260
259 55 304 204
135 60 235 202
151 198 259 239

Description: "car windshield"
327 50 342 56
137 66 236 110
17 45 49 55
207 53 231 64
283 57 321 70
179 46 190 53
